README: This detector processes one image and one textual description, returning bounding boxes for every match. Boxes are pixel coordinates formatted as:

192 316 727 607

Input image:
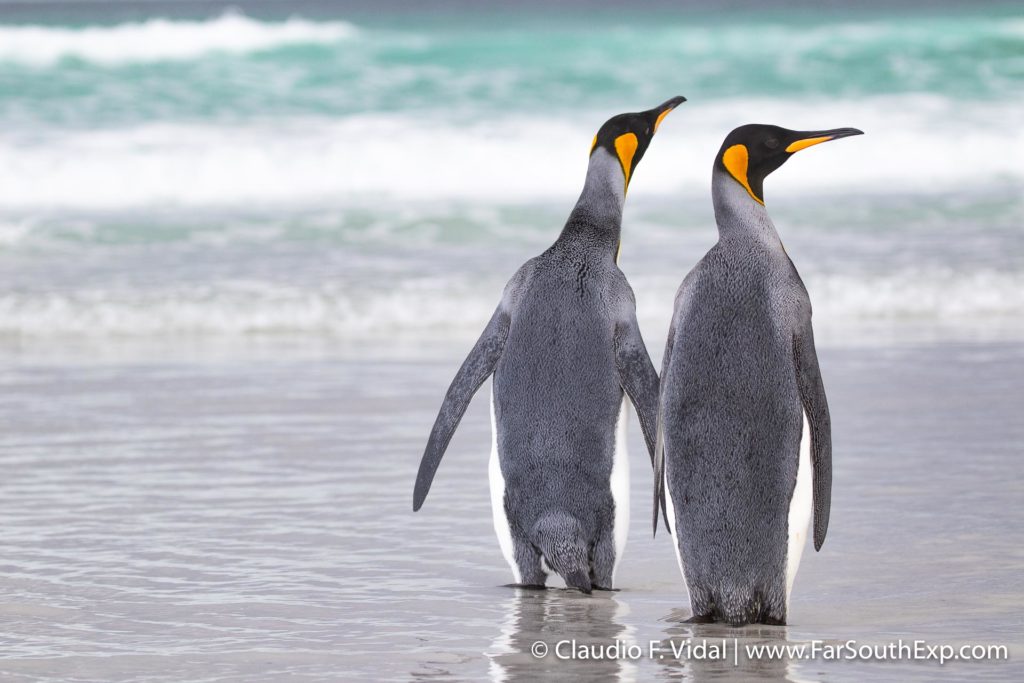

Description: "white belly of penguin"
786 410 814 605
609 397 631 583
488 385 521 583
662 459 690 599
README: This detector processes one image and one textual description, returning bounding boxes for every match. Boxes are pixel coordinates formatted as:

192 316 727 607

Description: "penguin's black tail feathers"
532 512 592 594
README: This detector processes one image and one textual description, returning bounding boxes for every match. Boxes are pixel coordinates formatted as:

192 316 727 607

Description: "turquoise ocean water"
0 1 1021 349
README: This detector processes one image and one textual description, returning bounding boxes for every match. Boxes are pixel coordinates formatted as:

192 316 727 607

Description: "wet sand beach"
0 340 1020 681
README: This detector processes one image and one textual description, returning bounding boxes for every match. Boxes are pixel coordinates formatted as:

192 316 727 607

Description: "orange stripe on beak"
785 136 833 153
653 107 673 134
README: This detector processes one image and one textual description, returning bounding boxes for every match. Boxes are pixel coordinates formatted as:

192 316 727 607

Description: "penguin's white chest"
488 386 520 583
609 397 631 581
786 411 814 602
662 460 688 596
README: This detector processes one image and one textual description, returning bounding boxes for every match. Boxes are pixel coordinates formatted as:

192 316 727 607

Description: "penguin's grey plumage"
415 96 685 592
655 124 860 624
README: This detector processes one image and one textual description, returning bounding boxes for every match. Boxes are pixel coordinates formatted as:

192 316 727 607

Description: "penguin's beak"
649 95 687 134
785 127 864 153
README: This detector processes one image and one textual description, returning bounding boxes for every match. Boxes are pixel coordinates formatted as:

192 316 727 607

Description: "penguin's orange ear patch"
614 133 639 187
722 144 764 205
590 134 598 154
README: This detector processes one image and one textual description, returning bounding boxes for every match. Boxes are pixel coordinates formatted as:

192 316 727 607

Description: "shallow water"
0 341 1020 681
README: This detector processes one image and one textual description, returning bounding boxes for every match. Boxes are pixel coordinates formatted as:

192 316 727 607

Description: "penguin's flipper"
793 323 832 551
653 418 669 537
612 315 659 465
612 312 670 533
652 320 677 537
413 305 510 511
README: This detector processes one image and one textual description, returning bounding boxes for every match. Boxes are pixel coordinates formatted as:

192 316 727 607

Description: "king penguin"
654 123 862 624
414 96 686 593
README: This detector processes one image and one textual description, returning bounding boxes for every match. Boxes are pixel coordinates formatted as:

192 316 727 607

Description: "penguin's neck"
556 150 626 254
711 168 784 251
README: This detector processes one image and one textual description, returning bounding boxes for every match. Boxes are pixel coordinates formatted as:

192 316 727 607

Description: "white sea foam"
0 280 493 339
1 269 1021 341
0 12 357 66
0 95 1019 210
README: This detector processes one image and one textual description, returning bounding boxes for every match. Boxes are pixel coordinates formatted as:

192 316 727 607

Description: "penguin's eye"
765 137 780 150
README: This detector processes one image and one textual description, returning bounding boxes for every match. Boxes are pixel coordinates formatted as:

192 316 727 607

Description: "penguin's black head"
716 124 863 204
590 95 686 189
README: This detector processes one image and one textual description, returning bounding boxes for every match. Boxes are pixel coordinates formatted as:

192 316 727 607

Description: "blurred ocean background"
0 0 1021 350
0 1 1022 681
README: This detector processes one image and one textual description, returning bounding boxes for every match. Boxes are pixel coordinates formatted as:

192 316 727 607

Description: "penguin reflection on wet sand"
655 124 862 624
654 616 801 682
415 96 686 593
488 590 635 682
